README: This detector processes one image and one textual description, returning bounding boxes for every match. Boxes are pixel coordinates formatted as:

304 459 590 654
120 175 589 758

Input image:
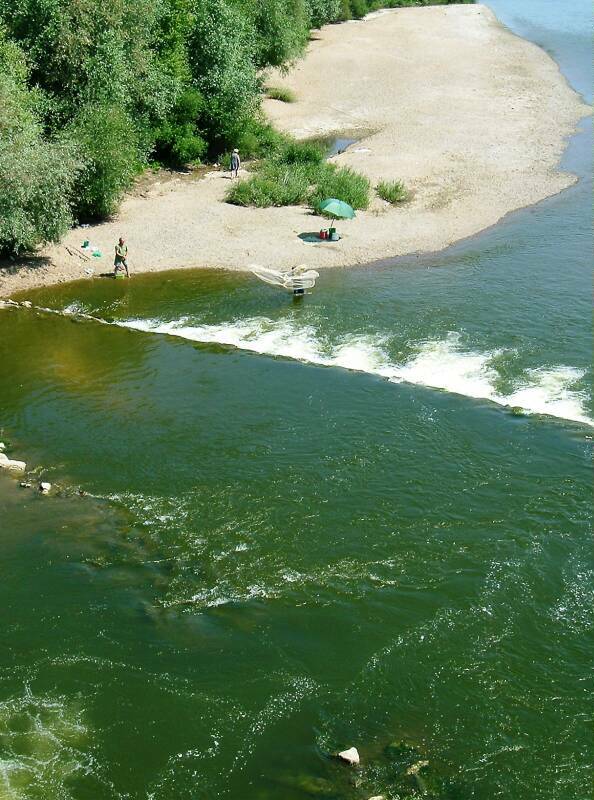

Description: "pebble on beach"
337 747 360 766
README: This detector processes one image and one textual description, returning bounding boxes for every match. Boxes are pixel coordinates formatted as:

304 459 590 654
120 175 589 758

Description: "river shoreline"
0 3 589 298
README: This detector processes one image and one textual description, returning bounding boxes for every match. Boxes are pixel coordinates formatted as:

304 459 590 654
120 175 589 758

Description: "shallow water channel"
0 2 592 798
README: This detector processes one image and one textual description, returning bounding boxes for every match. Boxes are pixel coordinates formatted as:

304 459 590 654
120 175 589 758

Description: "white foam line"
12 301 590 427
114 317 593 427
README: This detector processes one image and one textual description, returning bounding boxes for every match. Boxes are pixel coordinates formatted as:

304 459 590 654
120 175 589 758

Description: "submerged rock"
291 775 335 796
406 760 429 776
406 759 430 794
338 747 360 766
384 739 419 763
39 481 52 494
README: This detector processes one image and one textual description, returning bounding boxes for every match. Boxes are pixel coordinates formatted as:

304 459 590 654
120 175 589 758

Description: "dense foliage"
0 0 469 255
226 138 371 210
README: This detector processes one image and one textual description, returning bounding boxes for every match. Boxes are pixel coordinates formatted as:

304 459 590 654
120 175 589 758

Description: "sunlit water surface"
0 2 591 798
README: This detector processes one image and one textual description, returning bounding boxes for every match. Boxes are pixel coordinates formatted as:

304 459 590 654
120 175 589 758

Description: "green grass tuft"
266 86 297 103
311 165 370 212
376 179 409 204
226 138 371 211
273 140 325 166
226 164 310 207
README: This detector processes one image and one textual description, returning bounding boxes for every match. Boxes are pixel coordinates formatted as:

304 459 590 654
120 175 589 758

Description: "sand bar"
0 4 589 297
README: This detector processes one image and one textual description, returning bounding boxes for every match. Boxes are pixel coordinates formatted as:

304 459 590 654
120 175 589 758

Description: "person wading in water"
114 237 129 277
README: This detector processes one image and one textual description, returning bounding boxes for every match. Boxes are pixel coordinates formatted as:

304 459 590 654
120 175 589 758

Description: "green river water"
0 2 592 798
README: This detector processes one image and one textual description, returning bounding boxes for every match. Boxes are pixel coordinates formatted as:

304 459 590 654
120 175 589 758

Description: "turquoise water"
0 3 591 798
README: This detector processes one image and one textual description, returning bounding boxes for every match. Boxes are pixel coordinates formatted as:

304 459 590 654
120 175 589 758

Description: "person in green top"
114 237 129 277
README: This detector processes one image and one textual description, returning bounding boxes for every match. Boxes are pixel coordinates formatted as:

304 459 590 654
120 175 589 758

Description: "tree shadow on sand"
0 254 53 276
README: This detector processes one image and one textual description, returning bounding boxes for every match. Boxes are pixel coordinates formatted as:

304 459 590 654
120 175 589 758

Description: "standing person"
230 148 241 179
114 237 129 277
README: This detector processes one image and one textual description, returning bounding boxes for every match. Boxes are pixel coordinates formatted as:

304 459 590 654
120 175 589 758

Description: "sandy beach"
0 3 588 297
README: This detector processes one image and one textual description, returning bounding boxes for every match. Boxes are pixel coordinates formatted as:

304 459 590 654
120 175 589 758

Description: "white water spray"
118 316 592 427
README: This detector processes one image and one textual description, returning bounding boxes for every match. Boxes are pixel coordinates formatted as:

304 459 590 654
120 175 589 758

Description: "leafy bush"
337 0 471 22
153 88 207 167
68 105 139 220
253 0 309 67
0 135 78 257
235 118 286 159
226 141 370 211
168 128 208 166
0 33 79 255
188 0 260 151
306 0 342 28
310 164 370 210
274 139 325 166
348 0 369 19
376 179 409 203
226 164 310 206
338 0 353 20
266 86 297 103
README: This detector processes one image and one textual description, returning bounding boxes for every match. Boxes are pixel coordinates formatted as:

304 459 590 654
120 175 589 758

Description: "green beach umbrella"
318 198 356 220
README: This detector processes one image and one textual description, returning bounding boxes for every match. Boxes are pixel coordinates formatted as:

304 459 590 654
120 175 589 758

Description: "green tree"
251 0 310 67
0 31 78 255
153 88 207 167
306 0 341 27
188 0 259 150
67 104 139 220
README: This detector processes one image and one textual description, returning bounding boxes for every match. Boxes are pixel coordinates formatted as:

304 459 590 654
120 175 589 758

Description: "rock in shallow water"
39 482 52 494
0 452 26 471
337 747 360 766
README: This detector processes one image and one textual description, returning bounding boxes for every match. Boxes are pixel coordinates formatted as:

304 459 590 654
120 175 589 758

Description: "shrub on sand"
274 139 325 166
376 179 409 204
266 86 297 103
225 140 371 211
311 164 370 211
226 164 310 207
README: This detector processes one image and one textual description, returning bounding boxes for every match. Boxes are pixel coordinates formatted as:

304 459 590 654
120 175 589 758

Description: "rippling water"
0 2 591 798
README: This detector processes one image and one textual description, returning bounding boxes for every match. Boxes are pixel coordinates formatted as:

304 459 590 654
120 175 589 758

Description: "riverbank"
0 3 588 298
